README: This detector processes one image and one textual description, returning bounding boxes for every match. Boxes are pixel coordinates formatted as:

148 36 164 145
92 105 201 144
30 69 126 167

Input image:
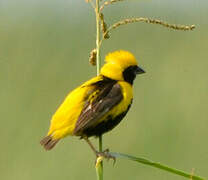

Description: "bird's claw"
96 149 116 165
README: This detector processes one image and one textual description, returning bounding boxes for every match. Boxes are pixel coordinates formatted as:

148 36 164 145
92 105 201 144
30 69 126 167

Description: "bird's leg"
84 137 116 164
84 137 98 156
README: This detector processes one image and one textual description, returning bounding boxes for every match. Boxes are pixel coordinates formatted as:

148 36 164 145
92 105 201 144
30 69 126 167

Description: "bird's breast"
110 81 133 118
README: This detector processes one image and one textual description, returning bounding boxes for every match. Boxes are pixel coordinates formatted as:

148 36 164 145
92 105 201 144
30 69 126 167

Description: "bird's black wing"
73 80 123 136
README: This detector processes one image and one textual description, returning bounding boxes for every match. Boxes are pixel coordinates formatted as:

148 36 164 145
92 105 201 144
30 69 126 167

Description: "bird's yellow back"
48 76 104 139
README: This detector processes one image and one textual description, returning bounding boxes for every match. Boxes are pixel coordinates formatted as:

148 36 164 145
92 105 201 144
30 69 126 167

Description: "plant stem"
99 136 103 166
95 0 103 180
96 136 103 180
96 0 101 76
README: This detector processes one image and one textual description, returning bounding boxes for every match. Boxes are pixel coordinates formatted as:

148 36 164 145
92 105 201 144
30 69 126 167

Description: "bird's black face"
123 65 145 84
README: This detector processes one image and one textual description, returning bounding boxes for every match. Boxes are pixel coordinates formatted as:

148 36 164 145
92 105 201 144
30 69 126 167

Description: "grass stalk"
96 0 101 75
95 0 103 180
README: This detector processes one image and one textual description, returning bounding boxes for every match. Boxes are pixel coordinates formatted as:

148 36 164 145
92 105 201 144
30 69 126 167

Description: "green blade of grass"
109 152 205 180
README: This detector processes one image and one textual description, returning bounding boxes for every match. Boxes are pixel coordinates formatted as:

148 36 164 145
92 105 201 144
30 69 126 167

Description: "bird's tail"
40 135 59 150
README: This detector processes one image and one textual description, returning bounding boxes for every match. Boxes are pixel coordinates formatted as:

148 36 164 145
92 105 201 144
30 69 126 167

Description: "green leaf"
109 152 205 180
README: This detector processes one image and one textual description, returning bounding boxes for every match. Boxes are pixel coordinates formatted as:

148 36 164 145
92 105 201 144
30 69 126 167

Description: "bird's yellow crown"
100 50 138 81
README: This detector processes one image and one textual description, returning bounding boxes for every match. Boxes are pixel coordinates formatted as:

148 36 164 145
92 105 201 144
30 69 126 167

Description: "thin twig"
100 13 110 39
100 0 125 11
108 17 195 33
100 17 195 45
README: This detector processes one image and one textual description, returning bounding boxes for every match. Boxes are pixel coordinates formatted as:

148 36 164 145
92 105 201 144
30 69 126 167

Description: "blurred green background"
1 0 208 179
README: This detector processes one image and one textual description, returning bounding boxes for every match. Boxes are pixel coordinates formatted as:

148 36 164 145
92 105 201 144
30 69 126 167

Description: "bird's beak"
136 66 145 75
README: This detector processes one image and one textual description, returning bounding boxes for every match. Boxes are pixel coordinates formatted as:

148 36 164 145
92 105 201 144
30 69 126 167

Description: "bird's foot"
96 149 116 165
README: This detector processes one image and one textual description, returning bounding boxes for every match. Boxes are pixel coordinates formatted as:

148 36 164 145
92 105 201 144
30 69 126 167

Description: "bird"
40 50 145 157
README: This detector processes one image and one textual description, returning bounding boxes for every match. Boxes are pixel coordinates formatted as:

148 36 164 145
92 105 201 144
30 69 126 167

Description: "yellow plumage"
40 50 145 150
48 76 103 139
101 51 138 81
